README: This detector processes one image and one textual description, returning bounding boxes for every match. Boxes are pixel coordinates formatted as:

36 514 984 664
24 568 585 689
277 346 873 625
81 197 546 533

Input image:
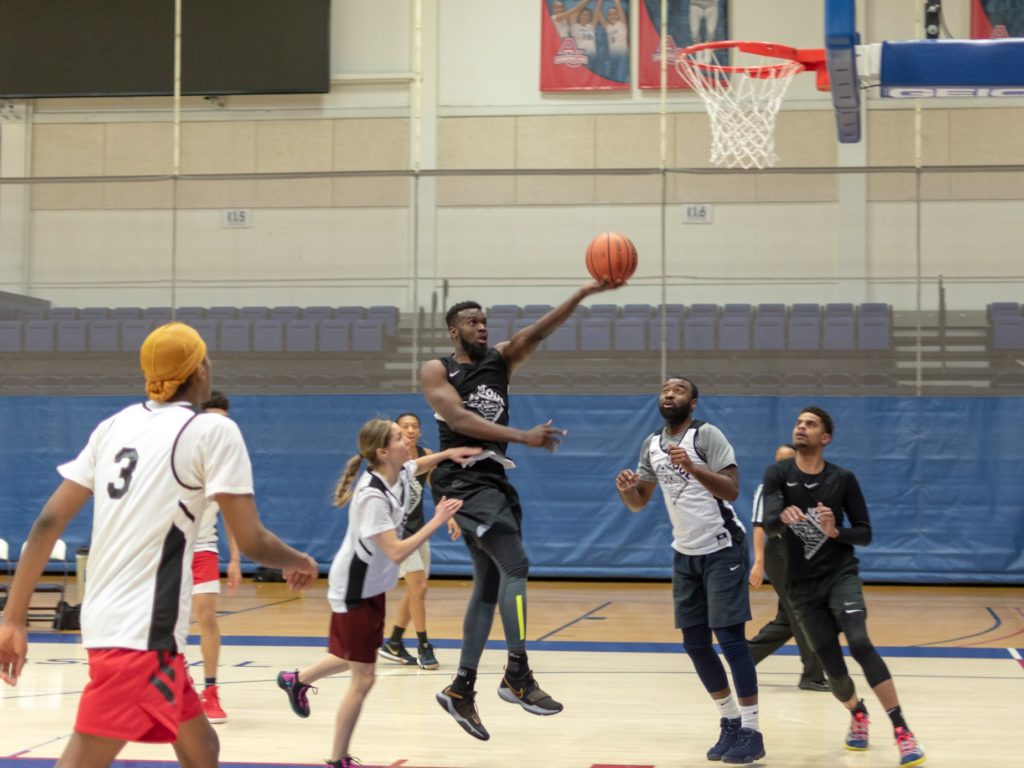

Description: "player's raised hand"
434 496 464 524
667 445 694 472
521 420 567 451
615 468 639 492
283 553 319 592
0 623 28 687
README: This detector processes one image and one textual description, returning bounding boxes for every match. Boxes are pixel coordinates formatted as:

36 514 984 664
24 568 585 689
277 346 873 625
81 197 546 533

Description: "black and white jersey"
435 348 511 469
761 458 872 582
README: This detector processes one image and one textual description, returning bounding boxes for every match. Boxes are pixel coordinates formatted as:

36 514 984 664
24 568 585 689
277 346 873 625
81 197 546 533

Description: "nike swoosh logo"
845 609 864 614
844 601 858 606
448 370 460 378
805 483 820 489
729 565 741 572
786 482 798 487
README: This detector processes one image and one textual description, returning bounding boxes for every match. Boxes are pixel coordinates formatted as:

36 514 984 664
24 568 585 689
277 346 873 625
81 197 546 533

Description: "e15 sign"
222 209 252 228
683 204 713 224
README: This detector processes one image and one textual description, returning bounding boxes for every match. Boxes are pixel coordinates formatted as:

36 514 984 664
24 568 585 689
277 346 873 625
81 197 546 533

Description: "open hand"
0 624 28 687
435 496 464 524
449 446 483 466
615 469 639 493
522 420 567 451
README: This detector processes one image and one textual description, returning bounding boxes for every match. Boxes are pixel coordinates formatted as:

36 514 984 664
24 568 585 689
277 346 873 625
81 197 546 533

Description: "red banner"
971 0 1024 38
540 0 630 91
637 0 729 89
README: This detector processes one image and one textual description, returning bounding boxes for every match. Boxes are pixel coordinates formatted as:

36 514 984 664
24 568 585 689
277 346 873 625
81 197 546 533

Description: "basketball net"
677 42 822 170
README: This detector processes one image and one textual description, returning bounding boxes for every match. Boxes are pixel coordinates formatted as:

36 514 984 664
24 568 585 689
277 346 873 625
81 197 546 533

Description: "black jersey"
435 347 511 468
761 458 871 583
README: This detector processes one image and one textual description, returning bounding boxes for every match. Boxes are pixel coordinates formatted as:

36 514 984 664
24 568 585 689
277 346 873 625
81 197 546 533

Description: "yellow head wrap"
139 322 207 402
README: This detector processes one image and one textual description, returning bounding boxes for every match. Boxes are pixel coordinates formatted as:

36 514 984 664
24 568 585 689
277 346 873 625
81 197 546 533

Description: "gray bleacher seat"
656 304 686 320
788 304 821 351
48 307 78 321
689 303 719 317
219 320 252 352
88 320 120 352
284 320 317 352
588 304 619 321
648 317 681 351
993 370 1024 388
206 306 238 322
80 307 110 322
336 306 366 323
239 306 270 323
486 317 512 345
302 306 335 322
545 319 578 352
318 319 350 352
15 306 47 321
988 301 1021 316
614 317 647 351
110 307 143 320
753 304 786 350
0 321 21 352
488 304 520 319
186 319 219 352
24 321 56 352
173 306 206 324
251 319 285 352
622 304 653 320
142 307 173 323
991 311 1024 350
579 318 612 352
511 318 538 349
858 303 892 350
121 319 155 352
718 307 751 351
367 306 399 336
823 303 856 350
352 319 385 352
784 371 819 389
522 304 553 319
683 314 715 350
269 306 303 322
56 320 88 352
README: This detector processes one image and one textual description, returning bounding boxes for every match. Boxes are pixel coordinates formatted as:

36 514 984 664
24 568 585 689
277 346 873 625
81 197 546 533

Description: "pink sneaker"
895 726 926 766
845 710 870 751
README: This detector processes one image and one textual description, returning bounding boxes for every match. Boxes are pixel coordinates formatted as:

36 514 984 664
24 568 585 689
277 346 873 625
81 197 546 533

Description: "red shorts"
76 649 203 743
327 593 385 663
191 550 220 595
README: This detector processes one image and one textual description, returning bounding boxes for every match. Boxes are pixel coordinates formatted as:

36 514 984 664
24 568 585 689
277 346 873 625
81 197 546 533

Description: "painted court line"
914 606 1001 646
535 601 613 641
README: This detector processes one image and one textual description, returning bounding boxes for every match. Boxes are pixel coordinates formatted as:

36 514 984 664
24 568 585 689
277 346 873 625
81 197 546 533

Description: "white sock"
740 703 760 732
714 693 740 720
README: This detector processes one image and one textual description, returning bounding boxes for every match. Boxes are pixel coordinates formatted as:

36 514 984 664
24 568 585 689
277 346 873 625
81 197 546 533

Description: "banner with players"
971 0 1024 38
540 0 630 91
637 0 729 89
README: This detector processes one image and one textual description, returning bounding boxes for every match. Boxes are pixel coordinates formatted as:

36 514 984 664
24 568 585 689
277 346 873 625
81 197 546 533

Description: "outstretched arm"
553 0 591 23
0 480 92 686
421 359 565 450
498 280 614 371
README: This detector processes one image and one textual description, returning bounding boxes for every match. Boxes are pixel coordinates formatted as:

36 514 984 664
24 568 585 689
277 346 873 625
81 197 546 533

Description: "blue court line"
914 606 1002 646
1 761 327 767
25 632 1022 660
535 601 613 641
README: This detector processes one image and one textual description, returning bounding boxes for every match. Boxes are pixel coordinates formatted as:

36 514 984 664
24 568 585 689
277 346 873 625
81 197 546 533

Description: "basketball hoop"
677 41 829 170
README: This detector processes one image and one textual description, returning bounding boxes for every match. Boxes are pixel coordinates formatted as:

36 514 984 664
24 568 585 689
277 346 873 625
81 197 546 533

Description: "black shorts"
786 563 866 652
430 462 522 536
672 543 752 630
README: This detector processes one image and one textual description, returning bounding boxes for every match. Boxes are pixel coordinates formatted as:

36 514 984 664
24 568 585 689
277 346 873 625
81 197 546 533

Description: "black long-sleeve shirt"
762 458 872 583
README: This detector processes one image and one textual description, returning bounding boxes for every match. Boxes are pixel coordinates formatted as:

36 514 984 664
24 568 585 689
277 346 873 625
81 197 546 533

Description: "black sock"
886 705 907 730
452 666 477 694
506 650 528 678
416 631 429 648
204 676 216 687
389 625 405 644
853 699 868 716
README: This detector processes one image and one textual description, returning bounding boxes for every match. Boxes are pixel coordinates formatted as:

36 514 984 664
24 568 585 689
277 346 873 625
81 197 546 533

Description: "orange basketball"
585 232 637 286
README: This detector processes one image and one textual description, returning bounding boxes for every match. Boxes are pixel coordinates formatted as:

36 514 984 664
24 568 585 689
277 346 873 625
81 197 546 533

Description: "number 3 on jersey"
107 447 139 499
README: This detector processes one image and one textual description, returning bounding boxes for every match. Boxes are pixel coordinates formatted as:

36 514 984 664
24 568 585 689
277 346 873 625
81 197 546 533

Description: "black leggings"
458 530 530 670
815 610 891 703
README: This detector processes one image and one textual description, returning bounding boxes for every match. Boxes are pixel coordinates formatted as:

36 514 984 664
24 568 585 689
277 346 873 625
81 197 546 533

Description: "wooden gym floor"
2 578 1022 767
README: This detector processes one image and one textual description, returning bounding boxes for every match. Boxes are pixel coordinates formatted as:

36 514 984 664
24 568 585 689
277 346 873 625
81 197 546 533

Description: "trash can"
75 546 89 602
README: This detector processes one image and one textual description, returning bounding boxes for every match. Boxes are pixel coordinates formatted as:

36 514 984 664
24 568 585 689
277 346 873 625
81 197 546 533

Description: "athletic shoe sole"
497 684 563 715
418 659 440 670
435 691 490 741
378 647 416 665
722 749 766 764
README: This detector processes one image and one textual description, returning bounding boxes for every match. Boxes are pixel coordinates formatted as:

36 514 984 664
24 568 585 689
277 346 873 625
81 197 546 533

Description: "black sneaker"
798 676 830 692
379 639 416 665
276 670 316 719
497 669 563 715
722 727 766 764
707 717 742 761
418 643 440 670
436 685 490 741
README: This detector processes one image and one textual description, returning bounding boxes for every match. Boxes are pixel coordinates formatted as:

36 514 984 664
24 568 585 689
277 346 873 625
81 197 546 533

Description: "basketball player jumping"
0 323 318 768
426 278 615 741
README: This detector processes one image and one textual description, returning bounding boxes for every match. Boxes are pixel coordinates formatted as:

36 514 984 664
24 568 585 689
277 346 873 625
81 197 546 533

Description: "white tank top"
606 21 628 54
572 22 596 56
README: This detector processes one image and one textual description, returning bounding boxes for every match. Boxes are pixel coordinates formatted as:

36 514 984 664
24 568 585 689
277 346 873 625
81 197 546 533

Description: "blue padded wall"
1 394 1021 584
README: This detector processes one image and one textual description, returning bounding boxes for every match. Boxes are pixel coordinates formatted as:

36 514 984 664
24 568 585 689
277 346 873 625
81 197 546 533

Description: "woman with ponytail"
275 418 480 768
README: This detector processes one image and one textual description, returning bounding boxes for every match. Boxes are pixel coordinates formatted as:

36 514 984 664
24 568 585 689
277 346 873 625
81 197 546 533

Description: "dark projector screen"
0 0 331 98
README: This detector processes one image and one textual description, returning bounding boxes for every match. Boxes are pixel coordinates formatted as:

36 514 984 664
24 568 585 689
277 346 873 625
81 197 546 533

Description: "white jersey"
58 401 253 652
571 22 596 56
642 422 744 556
606 20 628 54
552 16 570 38
327 460 416 613
194 499 220 554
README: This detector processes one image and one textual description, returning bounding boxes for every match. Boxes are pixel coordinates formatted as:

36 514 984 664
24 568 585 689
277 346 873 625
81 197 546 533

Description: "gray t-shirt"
637 422 736 481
